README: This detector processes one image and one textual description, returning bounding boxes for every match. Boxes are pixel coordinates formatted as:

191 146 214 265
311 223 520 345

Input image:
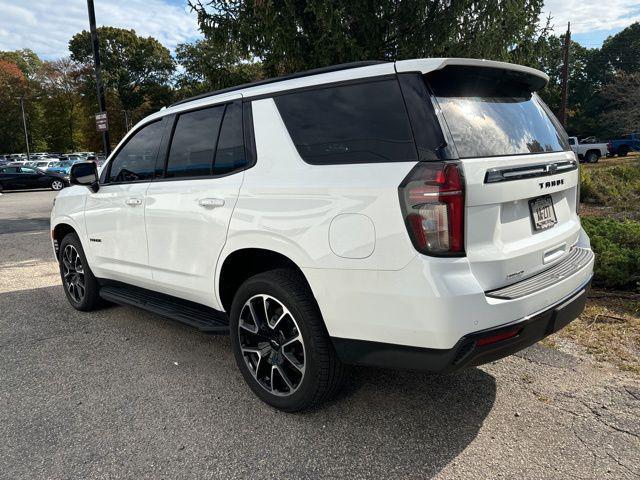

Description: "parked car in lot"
52 59 594 411
46 161 76 176
33 160 61 171
568 136 607 163
0 165 67 192
607 133 640 157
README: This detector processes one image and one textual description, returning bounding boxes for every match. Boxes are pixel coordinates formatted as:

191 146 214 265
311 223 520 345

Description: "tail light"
399 161 465 256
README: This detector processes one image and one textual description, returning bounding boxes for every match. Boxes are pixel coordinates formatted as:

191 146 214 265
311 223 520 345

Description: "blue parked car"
607 133 640 157
46 161 75 176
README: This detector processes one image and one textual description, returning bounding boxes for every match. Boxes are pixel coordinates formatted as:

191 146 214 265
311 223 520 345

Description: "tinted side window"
166 106 225 178
108 121 164 183
214 102 246 175
275 79 418 165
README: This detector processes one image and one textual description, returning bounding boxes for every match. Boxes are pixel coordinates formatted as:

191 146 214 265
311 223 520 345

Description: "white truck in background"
568 136 608 163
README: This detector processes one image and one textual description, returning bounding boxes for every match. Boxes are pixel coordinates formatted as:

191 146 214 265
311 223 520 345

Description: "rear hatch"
427 65 580 291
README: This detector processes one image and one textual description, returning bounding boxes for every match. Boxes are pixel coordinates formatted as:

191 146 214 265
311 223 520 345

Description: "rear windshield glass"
436 94 569 158
274 79 418 165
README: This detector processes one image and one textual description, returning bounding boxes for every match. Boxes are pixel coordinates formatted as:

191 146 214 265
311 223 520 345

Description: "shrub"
580 216 640 290
580 161 640 212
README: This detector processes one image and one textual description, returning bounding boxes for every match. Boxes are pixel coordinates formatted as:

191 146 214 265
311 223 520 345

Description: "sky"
0 0 639 60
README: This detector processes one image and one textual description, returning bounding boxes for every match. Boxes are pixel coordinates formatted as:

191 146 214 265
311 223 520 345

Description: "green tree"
38 58 88 152
69 27 175 126
188 0 549 77
599 22 640 75
598 72 640 137
176 39 263 96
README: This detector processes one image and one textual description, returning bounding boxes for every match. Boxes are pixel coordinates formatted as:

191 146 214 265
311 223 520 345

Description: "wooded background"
1 0 638 153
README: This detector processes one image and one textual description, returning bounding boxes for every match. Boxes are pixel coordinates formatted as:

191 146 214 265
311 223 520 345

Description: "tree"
534 35 604 135
188 0 549 77
0 60 29 153
176 39 263 96
599 22 640 75
38 58 89 152
598 72 640 137
69 27 175 117
0 49 42 79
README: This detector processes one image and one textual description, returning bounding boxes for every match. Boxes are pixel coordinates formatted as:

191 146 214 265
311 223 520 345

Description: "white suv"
52 59 594 411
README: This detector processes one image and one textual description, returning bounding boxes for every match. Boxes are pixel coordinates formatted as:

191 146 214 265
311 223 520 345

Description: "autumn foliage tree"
0 59 29 153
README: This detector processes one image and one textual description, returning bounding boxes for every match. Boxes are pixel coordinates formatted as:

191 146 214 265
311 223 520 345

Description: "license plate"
529 195 557 231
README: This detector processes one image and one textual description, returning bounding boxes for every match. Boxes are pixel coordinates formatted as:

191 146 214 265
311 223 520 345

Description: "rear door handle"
125 197 143 206
198 198 225 208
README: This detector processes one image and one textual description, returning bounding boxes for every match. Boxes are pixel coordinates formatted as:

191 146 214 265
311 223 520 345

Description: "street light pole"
86 0 111 155
19 97 30 161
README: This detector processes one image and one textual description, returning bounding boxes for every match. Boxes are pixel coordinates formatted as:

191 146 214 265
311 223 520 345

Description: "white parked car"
51 59 594 411
34 159 60 171
568 136 608 163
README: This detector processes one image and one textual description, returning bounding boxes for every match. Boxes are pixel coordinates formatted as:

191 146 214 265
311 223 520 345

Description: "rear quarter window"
274 79 418 165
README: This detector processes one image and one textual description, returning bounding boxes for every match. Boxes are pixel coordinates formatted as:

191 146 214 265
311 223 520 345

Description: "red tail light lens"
399 161 465 256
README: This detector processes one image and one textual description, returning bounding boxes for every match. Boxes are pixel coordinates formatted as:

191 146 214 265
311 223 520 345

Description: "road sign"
95 112 108 132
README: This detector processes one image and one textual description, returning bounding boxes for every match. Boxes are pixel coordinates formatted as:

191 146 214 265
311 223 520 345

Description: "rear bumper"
332 277 590 372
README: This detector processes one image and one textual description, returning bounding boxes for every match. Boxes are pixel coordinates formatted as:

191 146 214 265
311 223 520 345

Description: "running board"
98 282 229 333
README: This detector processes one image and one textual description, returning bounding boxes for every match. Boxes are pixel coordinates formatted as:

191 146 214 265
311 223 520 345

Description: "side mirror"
70 161 99 193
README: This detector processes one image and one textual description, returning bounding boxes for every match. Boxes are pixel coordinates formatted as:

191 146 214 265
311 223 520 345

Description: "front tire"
59 233 101 311
51 179 64 191
230 269 344 412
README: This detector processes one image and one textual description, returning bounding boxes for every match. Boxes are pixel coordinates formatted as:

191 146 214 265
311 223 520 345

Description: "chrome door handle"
198 198 225 208
125 197 143 206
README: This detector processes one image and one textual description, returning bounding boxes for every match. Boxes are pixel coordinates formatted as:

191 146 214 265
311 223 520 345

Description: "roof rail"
170 60 388 107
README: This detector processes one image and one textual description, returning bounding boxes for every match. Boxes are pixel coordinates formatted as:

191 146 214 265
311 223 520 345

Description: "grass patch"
580 156 640 218
551 291 640 375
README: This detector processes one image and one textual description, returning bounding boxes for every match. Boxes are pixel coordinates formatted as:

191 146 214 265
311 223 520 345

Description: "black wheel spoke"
238 294 305 397
62 244 85 304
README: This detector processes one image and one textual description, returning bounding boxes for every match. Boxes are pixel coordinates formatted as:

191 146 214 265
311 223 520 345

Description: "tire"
51 179 64 191
230 268 344 412
585 151 599 163
618 146 629 157
58 233 101 311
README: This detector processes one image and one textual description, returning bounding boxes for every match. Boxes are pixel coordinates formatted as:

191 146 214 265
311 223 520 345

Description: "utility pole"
86 0 111 155
18 97 30 161
559 22 571 127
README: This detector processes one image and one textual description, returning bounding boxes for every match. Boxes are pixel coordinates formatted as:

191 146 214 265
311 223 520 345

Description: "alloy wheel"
238 294 306 396
62 244 85 303
51 180 64 190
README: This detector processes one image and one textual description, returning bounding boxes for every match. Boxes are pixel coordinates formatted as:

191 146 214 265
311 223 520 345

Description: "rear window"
274 79 418 165
427 67 569 159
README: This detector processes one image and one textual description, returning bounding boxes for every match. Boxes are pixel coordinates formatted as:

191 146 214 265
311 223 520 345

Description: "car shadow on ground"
1 285 496 478
0 217 51 234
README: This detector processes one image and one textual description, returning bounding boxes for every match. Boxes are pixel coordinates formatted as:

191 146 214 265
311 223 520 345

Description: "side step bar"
99 282 229 333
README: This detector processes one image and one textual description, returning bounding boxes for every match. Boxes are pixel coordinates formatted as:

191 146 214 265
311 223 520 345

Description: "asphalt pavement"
1 189 638 479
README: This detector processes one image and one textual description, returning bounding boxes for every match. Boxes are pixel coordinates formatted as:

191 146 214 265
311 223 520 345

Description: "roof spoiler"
395 58 549 92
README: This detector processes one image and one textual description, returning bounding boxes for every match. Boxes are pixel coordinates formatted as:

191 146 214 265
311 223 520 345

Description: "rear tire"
585 151 599 163
230 268 344 412
51 179 64 191
618 146 629 157
59 233 101 311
